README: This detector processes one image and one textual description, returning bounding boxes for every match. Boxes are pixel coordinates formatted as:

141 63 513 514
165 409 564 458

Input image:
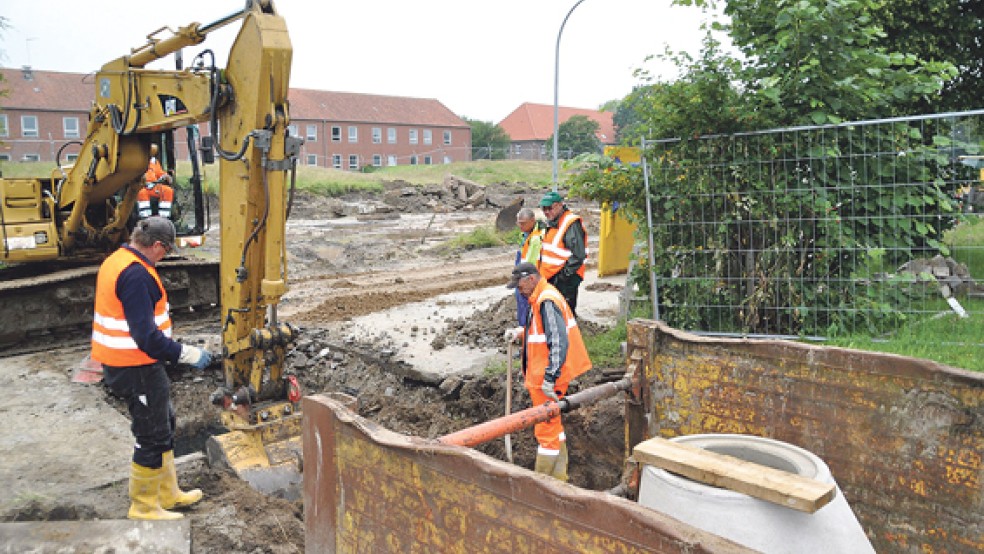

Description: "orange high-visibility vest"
523 278 591 389
91 248 172 366
540 210 588 280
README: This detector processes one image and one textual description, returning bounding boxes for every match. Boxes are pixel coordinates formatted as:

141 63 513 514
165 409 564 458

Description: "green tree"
568 0 965 337
723 0 957 125
872 0 984 112
547 115 602 158
465 118 511 160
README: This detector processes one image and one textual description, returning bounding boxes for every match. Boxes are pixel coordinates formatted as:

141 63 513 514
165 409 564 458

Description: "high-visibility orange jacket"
521 278 591 389
145 157 167 183
540 210 588 280
91 248 172 366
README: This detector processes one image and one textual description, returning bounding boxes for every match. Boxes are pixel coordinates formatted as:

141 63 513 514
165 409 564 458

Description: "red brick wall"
293 119 471 170
627 320 983 553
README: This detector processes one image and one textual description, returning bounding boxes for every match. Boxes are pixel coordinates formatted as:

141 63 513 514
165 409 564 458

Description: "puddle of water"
343 286 509 378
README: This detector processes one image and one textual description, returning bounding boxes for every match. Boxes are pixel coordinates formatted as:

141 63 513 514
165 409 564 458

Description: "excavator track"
0 258 219 356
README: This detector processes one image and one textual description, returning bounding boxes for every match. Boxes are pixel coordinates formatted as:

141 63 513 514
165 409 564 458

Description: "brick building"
288 88 471 170
0 67 472 169
497 102 615 161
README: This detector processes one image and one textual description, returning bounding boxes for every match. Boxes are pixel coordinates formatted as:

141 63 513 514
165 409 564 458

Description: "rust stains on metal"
629 319 983 554
303 393 753 553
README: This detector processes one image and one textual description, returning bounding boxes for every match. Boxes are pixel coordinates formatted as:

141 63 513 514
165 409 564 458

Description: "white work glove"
179 344 212 370
503 327 524 344
541 379 559 402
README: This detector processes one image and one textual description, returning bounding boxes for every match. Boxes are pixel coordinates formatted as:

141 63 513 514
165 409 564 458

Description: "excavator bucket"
494 198 524 232
205 410 304 500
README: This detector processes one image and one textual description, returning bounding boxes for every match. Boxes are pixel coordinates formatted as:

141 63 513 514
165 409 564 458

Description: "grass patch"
583 321 627 369
824 297 984 371
436 225 517 253
1 159 556 198
945 215 984 278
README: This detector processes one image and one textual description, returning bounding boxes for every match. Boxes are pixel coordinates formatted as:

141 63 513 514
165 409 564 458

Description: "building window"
410 155 418 165
331 126 341 142
0 115 9 137
409 129 418 145
332 154 342 169
21 153 40 162
306 154 318 166
387 128 396 144
288 124 299 137
372 154 382 167
0 154 10 161
66 154 79 162
306 125 318 141
348 126 358 143
21 115 39 138
387 155 397 167
423 129 432 145
443 130 452 145
424 156 432 165
372 128 382 144
63 117 80 139
348 154 359 170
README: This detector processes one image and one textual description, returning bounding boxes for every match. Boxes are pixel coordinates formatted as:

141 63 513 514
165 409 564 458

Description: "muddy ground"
0 178 627 552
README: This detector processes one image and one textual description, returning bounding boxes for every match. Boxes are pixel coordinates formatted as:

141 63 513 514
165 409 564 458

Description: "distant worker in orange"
539 191 588 316
137 144 175 220
504 262 592 481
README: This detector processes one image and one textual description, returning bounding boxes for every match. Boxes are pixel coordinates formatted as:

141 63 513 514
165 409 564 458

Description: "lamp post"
552 0 589 191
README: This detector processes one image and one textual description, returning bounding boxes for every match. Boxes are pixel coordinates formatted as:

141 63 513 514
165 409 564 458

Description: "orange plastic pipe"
439 402 562 448
438 377 632 448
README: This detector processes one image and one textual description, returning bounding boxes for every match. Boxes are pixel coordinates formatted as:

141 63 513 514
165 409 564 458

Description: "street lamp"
552 0 589 191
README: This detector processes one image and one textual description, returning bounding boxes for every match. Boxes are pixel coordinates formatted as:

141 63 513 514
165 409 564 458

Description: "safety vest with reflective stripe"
91 248 172 366
540 210 588 280
523 278 591 388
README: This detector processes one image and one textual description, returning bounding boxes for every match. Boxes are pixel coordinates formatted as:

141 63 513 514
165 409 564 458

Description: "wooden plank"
633 438 836 514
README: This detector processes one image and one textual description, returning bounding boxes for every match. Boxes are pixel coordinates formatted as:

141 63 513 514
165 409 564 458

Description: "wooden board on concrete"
0 519 190 553
633 437 835 513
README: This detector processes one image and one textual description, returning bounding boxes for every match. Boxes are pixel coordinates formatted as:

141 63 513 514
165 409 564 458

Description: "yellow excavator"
0 0 302 493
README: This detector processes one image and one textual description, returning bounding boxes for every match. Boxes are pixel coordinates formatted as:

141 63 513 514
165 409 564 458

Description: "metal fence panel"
644 111 984 349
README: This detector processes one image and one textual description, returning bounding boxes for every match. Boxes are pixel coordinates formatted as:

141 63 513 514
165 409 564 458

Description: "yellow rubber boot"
128 462 183 520
160 450 203 509
552 443 569 482
534 452 559 476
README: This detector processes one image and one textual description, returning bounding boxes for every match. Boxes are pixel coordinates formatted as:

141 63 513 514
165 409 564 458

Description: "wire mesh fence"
641 111 984 352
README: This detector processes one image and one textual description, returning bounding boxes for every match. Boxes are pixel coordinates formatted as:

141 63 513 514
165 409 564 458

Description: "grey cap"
506 262 539 288
135 216 177 251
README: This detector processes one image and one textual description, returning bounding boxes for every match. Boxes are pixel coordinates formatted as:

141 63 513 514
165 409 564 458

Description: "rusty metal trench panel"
302 393 752 554
626 319 984 554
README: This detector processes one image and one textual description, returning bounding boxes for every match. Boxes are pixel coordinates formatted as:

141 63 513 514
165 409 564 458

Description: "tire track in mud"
284 252 515 324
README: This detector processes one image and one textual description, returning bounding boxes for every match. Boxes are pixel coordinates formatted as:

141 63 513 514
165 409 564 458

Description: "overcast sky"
1 0 722 123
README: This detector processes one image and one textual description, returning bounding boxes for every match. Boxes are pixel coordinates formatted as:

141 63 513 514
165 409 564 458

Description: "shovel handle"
505 342 514 463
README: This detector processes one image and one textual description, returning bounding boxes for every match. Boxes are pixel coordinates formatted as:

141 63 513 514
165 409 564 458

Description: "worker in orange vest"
92 217 212 520
538 191 588 315
504 262 592 481
137 144 175 220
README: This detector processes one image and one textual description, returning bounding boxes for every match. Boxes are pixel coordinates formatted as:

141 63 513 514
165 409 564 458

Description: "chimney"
21 66 33 80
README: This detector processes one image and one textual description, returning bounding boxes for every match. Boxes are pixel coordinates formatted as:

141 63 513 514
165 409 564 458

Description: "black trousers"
103 362 175 468
548 273 583 316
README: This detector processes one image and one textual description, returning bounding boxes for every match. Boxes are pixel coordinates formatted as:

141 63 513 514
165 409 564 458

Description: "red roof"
287 88 468 127
0 68 95 111
0 68 468 128
497 102 615 144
